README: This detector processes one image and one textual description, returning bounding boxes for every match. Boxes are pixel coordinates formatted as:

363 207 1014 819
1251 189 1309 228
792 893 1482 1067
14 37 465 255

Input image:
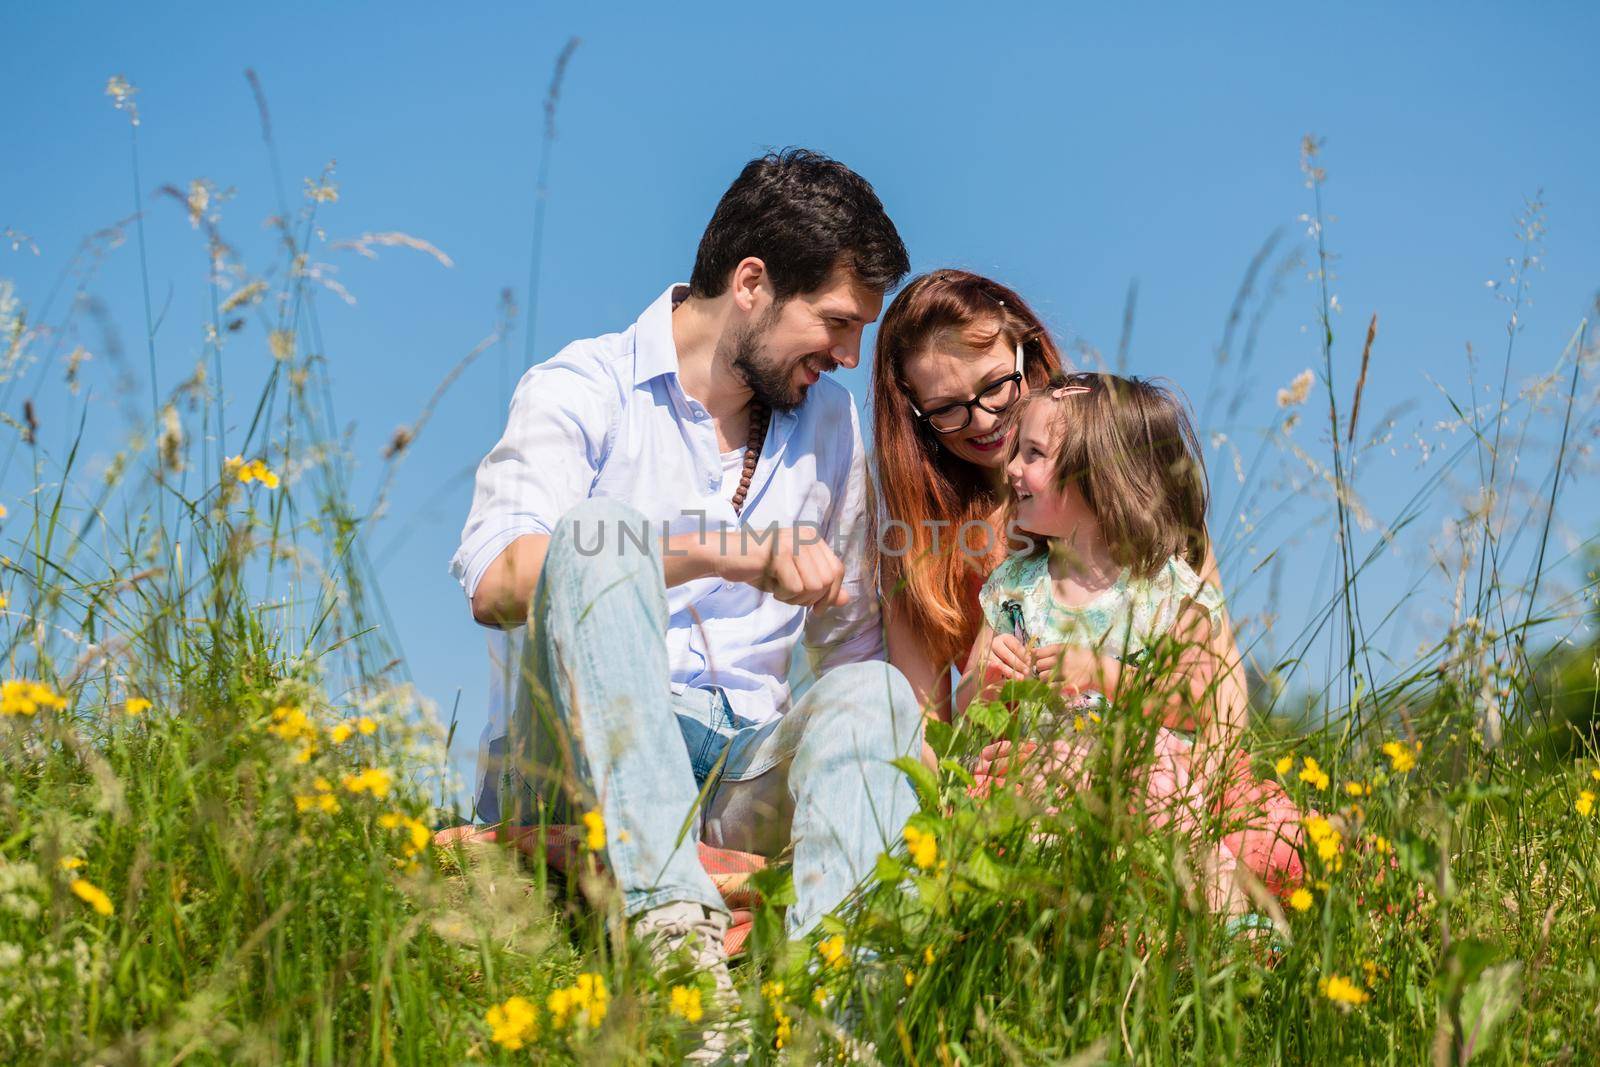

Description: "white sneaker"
632 901 744 1063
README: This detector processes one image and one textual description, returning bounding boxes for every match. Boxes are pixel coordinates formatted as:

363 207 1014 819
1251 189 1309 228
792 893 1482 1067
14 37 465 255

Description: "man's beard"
728 308 813 412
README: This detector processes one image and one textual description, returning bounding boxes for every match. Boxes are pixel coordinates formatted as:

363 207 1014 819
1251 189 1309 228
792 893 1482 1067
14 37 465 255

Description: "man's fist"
715 526 849 609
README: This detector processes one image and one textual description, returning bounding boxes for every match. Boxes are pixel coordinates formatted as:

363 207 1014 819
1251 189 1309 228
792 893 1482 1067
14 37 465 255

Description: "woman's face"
901 332 1028 470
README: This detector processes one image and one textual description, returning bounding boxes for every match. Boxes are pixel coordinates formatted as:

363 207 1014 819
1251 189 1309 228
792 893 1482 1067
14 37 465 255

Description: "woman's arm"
885 598 954 723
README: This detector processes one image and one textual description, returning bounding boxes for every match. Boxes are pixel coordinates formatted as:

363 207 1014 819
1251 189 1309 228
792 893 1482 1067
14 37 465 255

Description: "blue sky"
5 2 1598 808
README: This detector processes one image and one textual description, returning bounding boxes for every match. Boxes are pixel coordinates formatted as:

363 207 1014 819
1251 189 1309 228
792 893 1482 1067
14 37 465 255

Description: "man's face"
729 265 883 411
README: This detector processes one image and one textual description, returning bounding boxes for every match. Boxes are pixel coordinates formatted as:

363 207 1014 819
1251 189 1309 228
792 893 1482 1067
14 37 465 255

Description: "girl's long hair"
871 270 1064 671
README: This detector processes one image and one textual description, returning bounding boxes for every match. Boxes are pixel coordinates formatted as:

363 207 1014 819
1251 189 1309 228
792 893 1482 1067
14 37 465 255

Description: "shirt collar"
633 283 690 386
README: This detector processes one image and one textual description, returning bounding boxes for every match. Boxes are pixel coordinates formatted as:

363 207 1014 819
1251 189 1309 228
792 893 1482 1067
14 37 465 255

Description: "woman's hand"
971 738 1094 802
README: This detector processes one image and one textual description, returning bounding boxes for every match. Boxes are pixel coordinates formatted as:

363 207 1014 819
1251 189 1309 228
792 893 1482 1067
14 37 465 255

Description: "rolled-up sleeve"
448 345 617 600
804 397 886 669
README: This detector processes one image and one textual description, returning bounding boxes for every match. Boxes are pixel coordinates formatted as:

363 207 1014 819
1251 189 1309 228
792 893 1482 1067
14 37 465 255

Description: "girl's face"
1006 401 1091 539
901 332 1028 470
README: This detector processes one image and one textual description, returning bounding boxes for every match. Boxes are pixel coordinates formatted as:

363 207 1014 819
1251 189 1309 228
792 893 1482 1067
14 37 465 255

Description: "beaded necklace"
729 402 770 515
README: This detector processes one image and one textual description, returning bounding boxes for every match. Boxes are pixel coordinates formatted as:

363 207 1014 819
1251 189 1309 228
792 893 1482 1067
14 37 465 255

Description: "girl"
955 372 1303 909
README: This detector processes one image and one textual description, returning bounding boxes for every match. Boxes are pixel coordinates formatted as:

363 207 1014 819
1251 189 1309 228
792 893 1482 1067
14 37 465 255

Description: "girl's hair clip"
1050 385 1091 399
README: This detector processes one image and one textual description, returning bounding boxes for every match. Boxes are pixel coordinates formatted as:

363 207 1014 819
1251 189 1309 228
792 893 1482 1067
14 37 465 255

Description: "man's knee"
543 497 656 587
806 661 922 752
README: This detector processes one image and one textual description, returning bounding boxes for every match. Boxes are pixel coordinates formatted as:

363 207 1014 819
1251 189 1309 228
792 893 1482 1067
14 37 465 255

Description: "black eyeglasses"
910 343 1025 434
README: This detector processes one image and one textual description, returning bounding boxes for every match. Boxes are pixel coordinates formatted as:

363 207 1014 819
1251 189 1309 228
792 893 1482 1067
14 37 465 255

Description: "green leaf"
892 755 940 809
874 852 907 885
749 864 796 908
1459 961 1522 1063
914 874 950 914
965 701 1010 738
923 716 955 758
961 848 1007 892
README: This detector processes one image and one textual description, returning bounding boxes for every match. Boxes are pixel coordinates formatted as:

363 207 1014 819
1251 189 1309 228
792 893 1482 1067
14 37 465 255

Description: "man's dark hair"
688 148 910 300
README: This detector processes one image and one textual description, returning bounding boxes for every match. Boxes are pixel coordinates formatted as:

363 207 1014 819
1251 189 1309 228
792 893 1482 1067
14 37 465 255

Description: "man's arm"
470 526 842 628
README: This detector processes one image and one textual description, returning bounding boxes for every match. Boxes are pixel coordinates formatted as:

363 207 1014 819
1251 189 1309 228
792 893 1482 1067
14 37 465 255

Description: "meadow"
2 78 1598 1065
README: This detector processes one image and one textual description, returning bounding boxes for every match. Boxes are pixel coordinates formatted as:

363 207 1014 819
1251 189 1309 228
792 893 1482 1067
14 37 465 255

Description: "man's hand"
714 527 849 609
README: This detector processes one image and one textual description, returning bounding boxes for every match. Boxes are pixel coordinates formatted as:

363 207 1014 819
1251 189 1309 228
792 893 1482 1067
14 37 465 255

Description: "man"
450 149 921 1030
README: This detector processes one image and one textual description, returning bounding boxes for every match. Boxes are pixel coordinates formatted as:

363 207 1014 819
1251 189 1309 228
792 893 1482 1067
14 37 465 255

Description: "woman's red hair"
872 270 1064 671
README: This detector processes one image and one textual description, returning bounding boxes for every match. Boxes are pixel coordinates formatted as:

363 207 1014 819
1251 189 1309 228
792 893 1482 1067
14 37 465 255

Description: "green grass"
2 78 1598 1064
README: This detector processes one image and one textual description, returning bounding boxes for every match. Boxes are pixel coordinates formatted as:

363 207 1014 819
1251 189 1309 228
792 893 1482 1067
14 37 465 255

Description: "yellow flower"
294 792 339 814
1382 740 1419 774
230 456 280 489
1361 959 1387 987
669 984 704 1024
548 973 608 1030
812 987 828 1008
70 878 114 916
356 716 377 735
1577 790 1596 818
379 812 431 856
0 593 8 610
903 969 916 987
485 995 539 1050
342 767 393 798
1372 834 1392 855
125 697 152 716
1288 887 1314 912
1298 757 1330 791
329 722 354 744
582 809 606 851
59 856 85 871
923 945 936 966
0 503 7 518
1344 781 1368 797
1319 974 1370 1007
1304 816 1344 870
903 825 938 869
1274 754 1294 776
817 934 846 970
1590 768 1600 782
267 704 316 742
546 987 573 1029
1 679 69 716
760 984 792 1047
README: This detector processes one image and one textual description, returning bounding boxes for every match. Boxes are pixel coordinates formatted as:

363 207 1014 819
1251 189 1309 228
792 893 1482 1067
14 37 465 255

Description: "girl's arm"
1169 601 1249 783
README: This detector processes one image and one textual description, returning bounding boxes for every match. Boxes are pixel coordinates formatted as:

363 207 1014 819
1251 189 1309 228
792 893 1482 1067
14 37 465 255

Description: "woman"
872 270 1065 717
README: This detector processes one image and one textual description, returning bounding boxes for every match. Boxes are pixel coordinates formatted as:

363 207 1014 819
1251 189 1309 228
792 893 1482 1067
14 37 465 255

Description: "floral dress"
977 551 1224 662
972 549 1307 899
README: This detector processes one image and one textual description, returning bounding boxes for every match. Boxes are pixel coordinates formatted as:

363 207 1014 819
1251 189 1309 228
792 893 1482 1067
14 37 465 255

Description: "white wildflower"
1277 369 1314 408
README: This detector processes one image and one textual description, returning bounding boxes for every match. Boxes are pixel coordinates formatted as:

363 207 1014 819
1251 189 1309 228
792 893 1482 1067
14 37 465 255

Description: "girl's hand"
1031 644 1102 689
988 633 1033 680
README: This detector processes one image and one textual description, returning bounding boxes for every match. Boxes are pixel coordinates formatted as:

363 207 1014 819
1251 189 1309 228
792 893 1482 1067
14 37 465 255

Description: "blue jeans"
492 497 921 935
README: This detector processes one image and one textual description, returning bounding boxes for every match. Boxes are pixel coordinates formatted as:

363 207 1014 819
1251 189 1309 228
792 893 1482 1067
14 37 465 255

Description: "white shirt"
450 283 883 740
